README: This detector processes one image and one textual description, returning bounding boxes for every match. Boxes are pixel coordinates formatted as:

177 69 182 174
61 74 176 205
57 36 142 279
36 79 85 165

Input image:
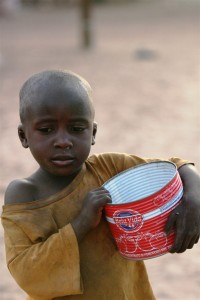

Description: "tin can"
104 161 183 260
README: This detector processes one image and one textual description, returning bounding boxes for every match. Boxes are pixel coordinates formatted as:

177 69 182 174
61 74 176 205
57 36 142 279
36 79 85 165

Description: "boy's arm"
1 217 83 299
2 181 83 299
165 164 200 253
2 182 111 299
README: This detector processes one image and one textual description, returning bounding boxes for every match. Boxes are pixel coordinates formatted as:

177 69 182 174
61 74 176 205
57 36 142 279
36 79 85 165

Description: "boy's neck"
37 167 82 186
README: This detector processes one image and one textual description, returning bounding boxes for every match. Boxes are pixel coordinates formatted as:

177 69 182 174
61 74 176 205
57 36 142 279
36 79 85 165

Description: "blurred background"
0 0 199 299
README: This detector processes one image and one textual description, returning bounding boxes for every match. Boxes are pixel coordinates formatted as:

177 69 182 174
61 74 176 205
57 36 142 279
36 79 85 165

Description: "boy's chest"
33 179 73 202
52 179 101 228
25 171 104 242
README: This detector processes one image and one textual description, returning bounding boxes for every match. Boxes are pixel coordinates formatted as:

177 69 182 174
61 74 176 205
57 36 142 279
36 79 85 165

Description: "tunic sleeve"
144 157 193 169
88 153 193 180
1 214 83 300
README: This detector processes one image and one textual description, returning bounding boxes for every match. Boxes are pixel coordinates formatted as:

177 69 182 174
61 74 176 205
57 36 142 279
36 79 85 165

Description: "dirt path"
0 0 199 299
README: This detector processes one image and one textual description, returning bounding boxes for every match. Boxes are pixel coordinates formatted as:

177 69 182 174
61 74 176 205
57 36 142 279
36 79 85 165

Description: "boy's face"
19 84 97 178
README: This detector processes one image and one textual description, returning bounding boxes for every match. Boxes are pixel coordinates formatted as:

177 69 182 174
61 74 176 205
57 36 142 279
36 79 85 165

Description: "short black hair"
19 69 93 123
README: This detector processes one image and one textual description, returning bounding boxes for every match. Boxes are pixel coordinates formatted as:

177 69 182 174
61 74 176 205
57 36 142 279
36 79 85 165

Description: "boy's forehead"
30 73 80 97
35 76 88 98
27 81 94 117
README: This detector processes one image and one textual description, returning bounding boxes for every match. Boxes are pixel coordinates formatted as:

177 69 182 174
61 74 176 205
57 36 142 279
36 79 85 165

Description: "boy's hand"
164 164 200 253
72 187 112 242
80 187 112 229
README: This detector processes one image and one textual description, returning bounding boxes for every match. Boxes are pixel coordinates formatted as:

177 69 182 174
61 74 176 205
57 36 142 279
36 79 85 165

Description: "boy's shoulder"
4 178 37 205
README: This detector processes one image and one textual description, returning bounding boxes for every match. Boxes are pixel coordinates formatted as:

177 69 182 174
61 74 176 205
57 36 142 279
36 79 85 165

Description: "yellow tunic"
1 153 189 300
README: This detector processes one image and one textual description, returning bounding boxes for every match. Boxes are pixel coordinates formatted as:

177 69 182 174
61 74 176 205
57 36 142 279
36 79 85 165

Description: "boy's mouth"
51 155 75 167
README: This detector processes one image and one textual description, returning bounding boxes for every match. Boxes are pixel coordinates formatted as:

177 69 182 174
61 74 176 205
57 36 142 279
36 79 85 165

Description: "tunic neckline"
2 164 86 212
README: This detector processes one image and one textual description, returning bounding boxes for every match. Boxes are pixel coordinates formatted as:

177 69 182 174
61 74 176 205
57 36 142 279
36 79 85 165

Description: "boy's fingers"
168 213 185 253
165 201 200 253
172 234 192 253
88 188 112 201
175 235 197 253
187 235 199 249
169 221 198 253
93 188 110 195
101 194 112 204
94 194 112 209
164 211 178 234
169 228 184 253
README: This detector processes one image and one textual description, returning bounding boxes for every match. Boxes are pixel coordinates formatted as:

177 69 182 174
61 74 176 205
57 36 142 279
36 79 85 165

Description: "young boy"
1 70 200 300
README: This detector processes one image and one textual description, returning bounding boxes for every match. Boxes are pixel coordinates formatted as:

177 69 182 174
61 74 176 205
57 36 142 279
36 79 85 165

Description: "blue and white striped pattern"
103 161 177 204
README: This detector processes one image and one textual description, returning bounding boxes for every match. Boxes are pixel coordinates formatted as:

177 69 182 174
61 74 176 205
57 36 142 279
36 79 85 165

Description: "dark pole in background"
80 0 92 48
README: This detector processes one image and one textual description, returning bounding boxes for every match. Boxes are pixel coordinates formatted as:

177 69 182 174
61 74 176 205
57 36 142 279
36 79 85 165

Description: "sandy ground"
0 0 200 299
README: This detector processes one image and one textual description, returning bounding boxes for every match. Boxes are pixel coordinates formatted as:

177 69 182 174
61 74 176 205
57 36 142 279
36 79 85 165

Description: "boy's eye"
70 126 85 132
38 127 53 133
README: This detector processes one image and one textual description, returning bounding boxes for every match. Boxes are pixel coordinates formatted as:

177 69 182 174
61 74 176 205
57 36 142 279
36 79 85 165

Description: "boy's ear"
92 122 97 145
18 124 29 148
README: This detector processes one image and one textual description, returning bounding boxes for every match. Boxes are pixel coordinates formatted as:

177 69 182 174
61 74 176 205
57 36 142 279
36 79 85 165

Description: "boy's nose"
54 131 73 149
